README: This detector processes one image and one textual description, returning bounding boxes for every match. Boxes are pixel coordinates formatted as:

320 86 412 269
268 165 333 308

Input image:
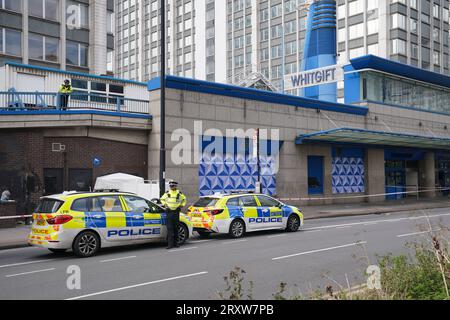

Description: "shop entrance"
385 149 424 200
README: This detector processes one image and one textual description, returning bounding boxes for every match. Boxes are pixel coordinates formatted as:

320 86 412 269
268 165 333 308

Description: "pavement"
1 197 450 250
0 207 448 300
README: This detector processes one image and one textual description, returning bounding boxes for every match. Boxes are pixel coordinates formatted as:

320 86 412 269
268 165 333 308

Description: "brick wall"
0 129 148 214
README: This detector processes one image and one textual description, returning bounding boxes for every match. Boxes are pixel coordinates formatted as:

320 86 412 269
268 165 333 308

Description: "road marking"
267 234 287 239
66 271 209 300
302 212 450 231
336 226 352 229
223 239 248 245
168 247 198 253
0 259 57 269
100 256 137 263
397 229 441 238
363 222 378 226
5 268 55 278
272 241 368 261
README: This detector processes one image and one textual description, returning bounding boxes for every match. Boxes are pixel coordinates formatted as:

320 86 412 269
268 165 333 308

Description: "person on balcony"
59 80 73 110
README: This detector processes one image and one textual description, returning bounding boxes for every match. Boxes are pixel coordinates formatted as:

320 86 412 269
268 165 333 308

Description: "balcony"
0 90 152 130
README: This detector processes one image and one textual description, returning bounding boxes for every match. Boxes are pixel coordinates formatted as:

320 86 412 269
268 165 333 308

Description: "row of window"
1 0 91 29
0 28 88 67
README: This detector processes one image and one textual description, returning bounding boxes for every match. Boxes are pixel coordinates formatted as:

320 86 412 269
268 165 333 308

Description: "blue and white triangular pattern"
199 151 277 196
332 156 365 194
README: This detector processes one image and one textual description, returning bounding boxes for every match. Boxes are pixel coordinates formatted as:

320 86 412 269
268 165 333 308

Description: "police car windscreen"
193 197 219 207
36 199 64 213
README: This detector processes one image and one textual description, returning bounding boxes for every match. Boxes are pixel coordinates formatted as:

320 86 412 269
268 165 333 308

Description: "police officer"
160 181 187 249
59 79 73 110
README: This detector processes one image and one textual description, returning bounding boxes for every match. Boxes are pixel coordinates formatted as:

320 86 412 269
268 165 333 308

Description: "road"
0 207 449 300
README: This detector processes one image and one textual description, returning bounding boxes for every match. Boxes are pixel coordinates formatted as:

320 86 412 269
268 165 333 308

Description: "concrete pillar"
89 0 107 75
365 148 385 203
419 152 436 198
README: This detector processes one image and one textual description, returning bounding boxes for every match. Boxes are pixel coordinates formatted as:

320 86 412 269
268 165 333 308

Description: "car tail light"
46 215 73 225
205 209 224 216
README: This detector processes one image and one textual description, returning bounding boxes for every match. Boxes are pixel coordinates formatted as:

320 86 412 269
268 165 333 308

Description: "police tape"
279 187 450 202
0 215 32 220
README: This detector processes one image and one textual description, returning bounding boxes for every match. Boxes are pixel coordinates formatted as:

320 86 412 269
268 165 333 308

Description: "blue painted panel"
332 148 365 194
199 136 278 196
308 156 324 195
344 64 361 104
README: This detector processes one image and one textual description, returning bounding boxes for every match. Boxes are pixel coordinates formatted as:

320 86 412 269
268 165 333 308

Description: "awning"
296 128 450 150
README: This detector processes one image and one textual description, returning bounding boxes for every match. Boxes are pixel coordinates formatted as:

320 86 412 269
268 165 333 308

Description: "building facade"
147 55 450 206
336 0 450 102
0 0 114 75
114 0 227 83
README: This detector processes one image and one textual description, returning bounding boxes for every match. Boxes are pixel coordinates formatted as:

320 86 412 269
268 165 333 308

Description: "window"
239 196 257 207
271 4 282 18
257 196 280 207
29 33 60 62
367 19 379 35
261 28 269 41
66 41 88 67
92 196 123 212
391 39 406 55
122 196 164 213
348 0 363 16
29 0 60 21
0 28 22 56
227 197 241 207
391 13 406 30
271 44 282 58
1 0 21 12
349 23 364 39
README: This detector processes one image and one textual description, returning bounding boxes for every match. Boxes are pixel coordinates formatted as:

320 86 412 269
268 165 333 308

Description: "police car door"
86 196 128 242
256 195 284 229
122 195 165 241
239 195 260 231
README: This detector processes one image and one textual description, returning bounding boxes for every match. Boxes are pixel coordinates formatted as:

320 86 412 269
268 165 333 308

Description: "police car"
28 192 193 257
186 193 304 238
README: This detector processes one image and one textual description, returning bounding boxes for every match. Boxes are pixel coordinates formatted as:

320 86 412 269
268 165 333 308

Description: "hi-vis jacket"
160 190 187 210
59 84 73 94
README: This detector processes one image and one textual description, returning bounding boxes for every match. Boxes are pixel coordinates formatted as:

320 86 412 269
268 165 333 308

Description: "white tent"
94 173 170 201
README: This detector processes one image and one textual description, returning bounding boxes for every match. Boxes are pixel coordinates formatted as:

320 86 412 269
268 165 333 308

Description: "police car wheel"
48 249 67 255
286 214 300 232
229 219 245 238
177 223 189 245
73 231 100 257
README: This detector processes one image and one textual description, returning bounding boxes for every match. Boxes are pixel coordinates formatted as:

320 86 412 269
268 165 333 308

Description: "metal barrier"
0 91 150 115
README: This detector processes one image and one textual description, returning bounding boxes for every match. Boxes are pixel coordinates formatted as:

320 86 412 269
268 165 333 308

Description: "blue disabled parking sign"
93 157 102 167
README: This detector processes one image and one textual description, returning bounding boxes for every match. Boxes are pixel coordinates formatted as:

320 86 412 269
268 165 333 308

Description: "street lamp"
159 0 166 197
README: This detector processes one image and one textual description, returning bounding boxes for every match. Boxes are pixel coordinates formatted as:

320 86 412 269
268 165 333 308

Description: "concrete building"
0 0 115 75
147 54 450 206
336 0 450 102
114 0 227 83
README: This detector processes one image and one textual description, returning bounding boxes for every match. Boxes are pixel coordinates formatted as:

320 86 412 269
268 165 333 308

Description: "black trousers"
60 94 70 110
166 208 180 247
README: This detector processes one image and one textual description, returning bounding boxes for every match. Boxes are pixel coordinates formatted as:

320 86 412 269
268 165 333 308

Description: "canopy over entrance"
296 128 450 150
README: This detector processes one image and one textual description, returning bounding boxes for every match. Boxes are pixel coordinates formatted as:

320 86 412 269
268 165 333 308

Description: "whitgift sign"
285 65 343 90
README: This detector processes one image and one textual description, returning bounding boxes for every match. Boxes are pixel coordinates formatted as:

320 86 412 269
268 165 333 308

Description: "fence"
0 90 150 115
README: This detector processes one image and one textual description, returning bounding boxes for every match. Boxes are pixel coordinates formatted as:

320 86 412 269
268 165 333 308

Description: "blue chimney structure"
301 0 337 102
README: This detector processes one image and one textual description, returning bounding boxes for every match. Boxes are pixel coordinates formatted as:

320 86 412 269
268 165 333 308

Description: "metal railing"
0 90 150 115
